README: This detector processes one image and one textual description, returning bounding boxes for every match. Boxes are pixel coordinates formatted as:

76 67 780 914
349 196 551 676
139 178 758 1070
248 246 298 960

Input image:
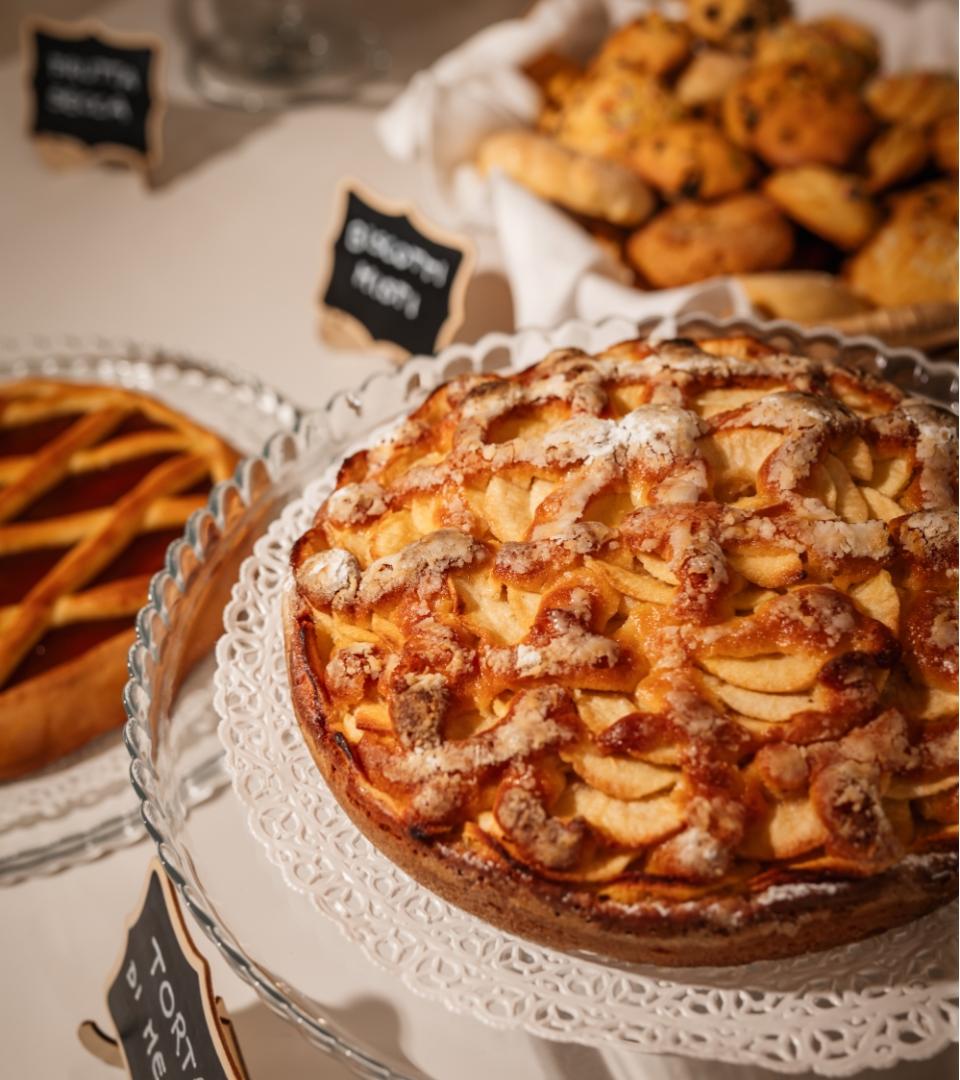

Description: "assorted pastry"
0 380 238 778
477 1 959 322
284 333 958 965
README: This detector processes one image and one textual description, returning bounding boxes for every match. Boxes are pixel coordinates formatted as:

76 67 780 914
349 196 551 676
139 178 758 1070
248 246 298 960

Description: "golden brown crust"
554 69 685 164
754 20 877 88
0 630 131 781
723 63 874 168
523 51 582 108
764 166 881 251
286 589 955 966
865 72 959 128
626 194 794 287
736 271 871 323
686 0 792 49
592 14 692 78
476 129 656 228
846 205 959 307
865 125 930 193
283 334 958 965
676 49 750 109
932 113 959 174
889 179 959 224
629 121 757 201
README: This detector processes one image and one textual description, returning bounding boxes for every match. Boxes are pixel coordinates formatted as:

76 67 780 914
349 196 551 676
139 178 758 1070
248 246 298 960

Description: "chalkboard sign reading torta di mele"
320 182 474 359
22 16 164 174
103 860 245 1080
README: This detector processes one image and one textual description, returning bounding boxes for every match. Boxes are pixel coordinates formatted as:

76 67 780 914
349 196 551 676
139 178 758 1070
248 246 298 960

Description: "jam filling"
0 407 168 457
184 476 214 498
0 547 72 606
87 527 184 588
110 411 168 438
1 407 222 693
1 527 191 689
4 617 133 690
17 452 179 521
0 414 84 457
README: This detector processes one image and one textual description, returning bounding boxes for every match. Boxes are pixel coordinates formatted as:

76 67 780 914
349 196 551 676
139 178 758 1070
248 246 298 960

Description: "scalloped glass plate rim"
0 334 300 883
125 315 959 1078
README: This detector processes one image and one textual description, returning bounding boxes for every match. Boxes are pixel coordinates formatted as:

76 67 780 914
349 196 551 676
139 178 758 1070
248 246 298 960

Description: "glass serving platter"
0 335 299 883
124 316 958 1078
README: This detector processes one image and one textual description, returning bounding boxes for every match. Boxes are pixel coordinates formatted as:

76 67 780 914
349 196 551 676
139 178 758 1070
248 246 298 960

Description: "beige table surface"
0 1 956 1078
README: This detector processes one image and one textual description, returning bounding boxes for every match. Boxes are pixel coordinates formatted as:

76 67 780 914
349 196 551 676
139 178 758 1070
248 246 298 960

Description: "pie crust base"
286 589 955 966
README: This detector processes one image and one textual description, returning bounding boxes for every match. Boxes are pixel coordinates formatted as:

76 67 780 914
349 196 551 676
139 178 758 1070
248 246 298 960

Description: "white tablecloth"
0 2 955 1077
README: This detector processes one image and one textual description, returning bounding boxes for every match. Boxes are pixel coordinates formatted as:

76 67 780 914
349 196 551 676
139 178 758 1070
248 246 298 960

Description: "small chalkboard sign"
91 860 245 1079
319 181 474 360
22 17 164 174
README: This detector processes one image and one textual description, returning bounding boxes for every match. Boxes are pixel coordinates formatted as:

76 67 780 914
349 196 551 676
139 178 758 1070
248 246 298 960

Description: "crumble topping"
291 334 958 893
358 529 487 607
325 481 389 526
296 548 360 609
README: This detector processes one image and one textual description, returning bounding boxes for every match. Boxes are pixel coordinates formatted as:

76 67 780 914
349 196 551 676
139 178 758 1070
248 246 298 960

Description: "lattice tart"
0 380 238 779
285 335 958 965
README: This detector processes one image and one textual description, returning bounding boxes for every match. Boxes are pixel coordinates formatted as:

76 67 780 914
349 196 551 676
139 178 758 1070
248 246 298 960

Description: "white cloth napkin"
377 0 958 331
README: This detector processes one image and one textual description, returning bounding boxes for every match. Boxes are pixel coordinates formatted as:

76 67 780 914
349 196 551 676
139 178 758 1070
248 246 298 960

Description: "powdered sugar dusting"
290 332 958 894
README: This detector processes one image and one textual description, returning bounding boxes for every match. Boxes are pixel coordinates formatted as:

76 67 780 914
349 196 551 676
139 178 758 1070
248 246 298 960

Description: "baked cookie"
865 73 959 128
889 179 959 224
764 166 881 251
676 49 751 109
724 63 874 167
865 124 930 193
556 68 686 163
754 19 878 88
527 52 583 136
477 129 657 228
626 193 794 287
630 120 756 200
846 210 959 307
812 16 881 77
686 0 792 48
592 13 692 77
932 112 959 173
524 51 582 106
737 270 871 321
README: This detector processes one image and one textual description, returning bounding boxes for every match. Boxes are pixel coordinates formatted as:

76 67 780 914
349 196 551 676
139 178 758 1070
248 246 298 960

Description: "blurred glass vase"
182 0 389 109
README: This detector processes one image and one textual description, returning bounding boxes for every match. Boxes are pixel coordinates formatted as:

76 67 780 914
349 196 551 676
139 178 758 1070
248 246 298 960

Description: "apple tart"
285 335 958 965
0 380 238 779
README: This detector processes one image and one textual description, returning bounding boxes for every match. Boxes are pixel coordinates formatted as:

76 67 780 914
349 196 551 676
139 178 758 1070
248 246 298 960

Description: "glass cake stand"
0 335 299 883
124 316 958 1078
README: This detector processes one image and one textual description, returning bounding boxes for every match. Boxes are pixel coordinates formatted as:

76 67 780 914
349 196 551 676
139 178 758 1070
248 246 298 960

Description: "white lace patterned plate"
0 335 299 882
213 318 958 1075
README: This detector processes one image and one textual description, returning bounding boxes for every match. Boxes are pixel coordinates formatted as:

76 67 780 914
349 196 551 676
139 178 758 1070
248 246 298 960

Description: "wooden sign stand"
79 1000 245 1073
21 16 165 179
81 859 248 1080
318 179 475 362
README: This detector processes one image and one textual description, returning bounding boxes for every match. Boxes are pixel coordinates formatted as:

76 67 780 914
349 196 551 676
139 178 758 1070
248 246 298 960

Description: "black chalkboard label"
105 861 243 1080
320 182 474 359
22 17 164 173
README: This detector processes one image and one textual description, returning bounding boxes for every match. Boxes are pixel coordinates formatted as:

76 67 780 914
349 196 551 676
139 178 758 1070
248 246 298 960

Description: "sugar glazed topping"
289 336 958 907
